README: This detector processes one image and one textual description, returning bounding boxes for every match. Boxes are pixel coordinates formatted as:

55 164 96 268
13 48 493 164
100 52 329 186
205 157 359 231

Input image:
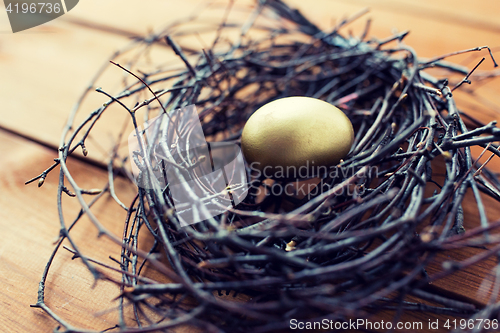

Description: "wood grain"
1 0 499 156
0 130 140 332
1 0 499 332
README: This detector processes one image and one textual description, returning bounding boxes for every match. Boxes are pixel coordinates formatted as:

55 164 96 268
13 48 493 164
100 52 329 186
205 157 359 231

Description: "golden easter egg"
241 96 354 179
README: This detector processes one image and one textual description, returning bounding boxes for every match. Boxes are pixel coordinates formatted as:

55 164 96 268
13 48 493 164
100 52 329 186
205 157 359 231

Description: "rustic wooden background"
1 0 499 331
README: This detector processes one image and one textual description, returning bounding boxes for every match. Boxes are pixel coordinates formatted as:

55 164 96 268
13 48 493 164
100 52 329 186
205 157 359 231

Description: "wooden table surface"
1 0 500 332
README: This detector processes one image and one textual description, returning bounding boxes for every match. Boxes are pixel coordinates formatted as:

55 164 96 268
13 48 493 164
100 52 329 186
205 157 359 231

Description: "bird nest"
28 1 500 332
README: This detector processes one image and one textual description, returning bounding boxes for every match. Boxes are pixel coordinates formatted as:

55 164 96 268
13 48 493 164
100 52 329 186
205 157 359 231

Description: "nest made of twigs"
29 1 500 332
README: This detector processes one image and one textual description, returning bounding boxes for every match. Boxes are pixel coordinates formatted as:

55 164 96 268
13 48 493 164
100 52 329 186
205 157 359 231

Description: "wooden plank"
332 0 500 34
0 129 143 332
0 19 131 152
0 0 499 157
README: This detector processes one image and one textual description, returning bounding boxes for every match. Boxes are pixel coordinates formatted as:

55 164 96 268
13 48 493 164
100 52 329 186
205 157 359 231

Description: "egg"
241 96 354 179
